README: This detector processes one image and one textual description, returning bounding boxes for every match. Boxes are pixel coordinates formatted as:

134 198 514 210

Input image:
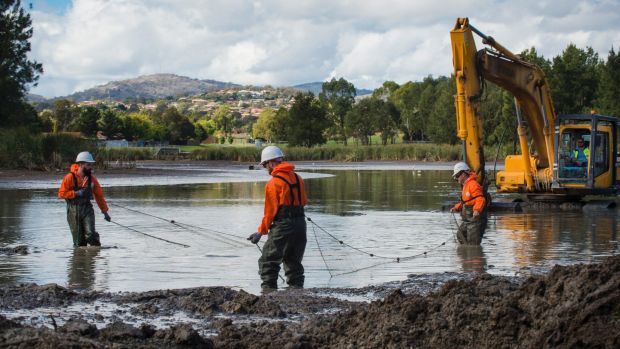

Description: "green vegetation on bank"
0 129 153 169
0 128 521 169
189 143 462 162
0 128 88 169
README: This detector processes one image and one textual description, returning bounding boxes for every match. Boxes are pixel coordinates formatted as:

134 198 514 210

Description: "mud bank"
2 256 619 348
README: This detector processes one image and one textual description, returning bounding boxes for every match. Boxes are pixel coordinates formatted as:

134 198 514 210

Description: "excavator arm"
450 18 556 192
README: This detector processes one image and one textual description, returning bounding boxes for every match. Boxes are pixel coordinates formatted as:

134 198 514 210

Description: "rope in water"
306 216 457 277
109 203 461 277
311 222 333 277
108 219 190 248
307 216 453 262
111 202 286 280
110 203 244 247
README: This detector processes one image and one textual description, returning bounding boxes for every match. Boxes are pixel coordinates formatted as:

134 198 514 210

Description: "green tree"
97 109 122 139
519 47 552 76
416 78 438 141
271 107 290 143
149 124 170 142
75 106 101 136
427 78 457 144
194 122 207 141
319 77 356 144
345 98 377 145
195 118 217 138
38 109 53 133
0 0 42 127
374 99 400 145
597 47 620 117
212 104 234 137
549 44 601 114
372 81 400 100
286 92 328 147
252 108 277 142
122 113 153 141
52 99 79 132
391 81 423 141
161 107 195 144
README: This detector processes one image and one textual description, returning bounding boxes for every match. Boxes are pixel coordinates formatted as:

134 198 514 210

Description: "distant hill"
292 82 373 96
26 93 48 103
63 74 239 102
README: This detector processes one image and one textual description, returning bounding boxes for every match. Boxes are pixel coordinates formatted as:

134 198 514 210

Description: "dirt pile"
2 256 619 348
0 283 96 309
215 255 620 348
113 286 285 317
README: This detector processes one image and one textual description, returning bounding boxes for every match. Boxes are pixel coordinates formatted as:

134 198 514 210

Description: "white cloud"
28 0 620 97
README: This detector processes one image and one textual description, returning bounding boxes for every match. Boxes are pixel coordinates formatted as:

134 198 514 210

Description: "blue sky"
27 0 620 98
30 0 71 14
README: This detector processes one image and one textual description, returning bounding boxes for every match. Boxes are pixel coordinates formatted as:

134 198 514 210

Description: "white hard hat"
260 146 284 166
75 151 96 163
452 162 470 178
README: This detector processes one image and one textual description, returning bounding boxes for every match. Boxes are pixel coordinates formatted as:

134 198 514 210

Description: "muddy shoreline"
2 255 619 348
0 160 250 181
0 160 456 182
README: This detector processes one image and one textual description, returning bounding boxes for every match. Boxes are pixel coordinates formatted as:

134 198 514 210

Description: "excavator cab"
553 114 619 195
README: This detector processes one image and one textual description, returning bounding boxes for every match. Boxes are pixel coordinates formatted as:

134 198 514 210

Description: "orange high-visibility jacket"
453 172 485 214
58 164 109 213
258 162 307 235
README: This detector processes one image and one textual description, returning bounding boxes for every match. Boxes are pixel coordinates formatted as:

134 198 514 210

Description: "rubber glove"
74 188 85 197
247 232 261 244
103 212 111 222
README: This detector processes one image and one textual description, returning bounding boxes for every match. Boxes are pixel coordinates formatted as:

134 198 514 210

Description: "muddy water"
0 163 618 296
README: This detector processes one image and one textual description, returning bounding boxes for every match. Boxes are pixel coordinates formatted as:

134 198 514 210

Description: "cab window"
558 130 590 179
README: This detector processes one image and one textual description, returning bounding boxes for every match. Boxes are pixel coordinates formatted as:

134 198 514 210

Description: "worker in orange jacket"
58 151 110 247
450 162 487 245
247 146 307 292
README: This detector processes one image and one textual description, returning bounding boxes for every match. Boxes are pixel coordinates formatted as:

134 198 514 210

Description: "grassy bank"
0 129 154 170
1 129 510 170
0 128 89 169
190 143 463 162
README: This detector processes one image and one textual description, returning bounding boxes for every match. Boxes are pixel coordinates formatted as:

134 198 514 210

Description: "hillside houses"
83 87 296 115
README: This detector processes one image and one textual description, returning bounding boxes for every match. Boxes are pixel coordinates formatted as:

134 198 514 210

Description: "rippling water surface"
1 163 618 295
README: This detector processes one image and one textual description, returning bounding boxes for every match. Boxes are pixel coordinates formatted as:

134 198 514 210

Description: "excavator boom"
450 18 557 193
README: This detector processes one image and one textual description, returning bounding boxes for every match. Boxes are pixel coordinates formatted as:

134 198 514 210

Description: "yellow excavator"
450 17 619 202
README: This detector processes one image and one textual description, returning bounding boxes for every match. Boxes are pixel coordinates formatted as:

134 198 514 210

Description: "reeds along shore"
190 143 464 162
3 129 520 169
0 129 151 170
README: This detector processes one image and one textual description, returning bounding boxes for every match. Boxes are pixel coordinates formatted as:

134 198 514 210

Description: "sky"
26 0 620 98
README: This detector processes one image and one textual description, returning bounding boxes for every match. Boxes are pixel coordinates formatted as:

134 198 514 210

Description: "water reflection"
304 169 453 214
67 247 101 290
0 190 28 245
496 210 618 267
456 245 487 273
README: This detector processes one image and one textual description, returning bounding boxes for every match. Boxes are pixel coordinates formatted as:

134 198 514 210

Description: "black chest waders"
457 194 488 245
258 173 307 289
459 194 485 221
66 173 99 247
272 173 305 221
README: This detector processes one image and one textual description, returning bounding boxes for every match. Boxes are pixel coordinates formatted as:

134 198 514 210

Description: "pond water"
1 163 618 295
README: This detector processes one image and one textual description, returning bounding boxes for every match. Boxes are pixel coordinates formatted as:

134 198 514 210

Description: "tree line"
36 100 254 145
253 45 620 148
2 0 620 149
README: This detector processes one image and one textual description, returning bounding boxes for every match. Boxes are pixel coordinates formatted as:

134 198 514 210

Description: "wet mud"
2 256 620 348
